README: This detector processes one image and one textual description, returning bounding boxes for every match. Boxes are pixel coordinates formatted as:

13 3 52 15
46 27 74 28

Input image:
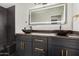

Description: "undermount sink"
22 29 32 33
55 30 73 36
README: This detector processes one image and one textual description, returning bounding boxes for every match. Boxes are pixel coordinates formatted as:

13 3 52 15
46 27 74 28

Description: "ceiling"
0 3 15 8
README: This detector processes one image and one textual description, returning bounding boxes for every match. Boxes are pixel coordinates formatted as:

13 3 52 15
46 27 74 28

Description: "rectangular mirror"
29 3 67 25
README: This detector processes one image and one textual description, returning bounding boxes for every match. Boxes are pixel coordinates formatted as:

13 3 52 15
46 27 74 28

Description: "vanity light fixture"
34 3 47 5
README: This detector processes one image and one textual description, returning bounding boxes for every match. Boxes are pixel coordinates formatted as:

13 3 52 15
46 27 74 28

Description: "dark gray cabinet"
16 38 25 56
24 41 32 56
24 36 32 56
16 34 79 56
16 35 48 56
32 36 47 56
65 48 79 56
48 37 79 56
16 34 32 56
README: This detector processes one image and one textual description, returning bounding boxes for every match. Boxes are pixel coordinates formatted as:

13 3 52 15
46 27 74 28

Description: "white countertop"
16 32 79 39
30 33 57 36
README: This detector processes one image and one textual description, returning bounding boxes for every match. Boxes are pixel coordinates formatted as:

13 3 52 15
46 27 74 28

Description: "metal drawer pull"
21 41 25 49
61 49 63 56
22 42 25 48
34 39 43 42
35 48 44 52
66 49 68 56
21 41 23 48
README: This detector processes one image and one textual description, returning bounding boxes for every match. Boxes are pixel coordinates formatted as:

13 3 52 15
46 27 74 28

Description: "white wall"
73 3 79 16
72 3 79 31
61 3 73 30
15 3 34 33
15 3 73 33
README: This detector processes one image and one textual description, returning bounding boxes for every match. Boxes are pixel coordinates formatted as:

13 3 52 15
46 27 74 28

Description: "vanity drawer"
33 47 47 56
32 36 47 43
32 36 47 48
33 42 47 49
32 36 48 56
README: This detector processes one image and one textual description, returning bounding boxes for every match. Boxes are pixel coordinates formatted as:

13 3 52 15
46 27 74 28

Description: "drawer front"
32 36 47 43
33 47 47 56
32 36 47 56
33 36 47 49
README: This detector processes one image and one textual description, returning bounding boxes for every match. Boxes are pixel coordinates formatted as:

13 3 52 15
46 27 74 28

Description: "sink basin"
56 30 73 36
22 29 32 33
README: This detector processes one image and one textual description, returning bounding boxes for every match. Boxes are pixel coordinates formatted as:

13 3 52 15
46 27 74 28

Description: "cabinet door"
49 45 79 56
24 41 32 56
48 37 79 56
48 44 63 56
65 48 79 56
23 35 32 56
48 37 68 56
16 35 32 56
16 39 25 56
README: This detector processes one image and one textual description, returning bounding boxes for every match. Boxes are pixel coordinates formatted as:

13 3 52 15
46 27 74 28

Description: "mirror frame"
29 3 67 25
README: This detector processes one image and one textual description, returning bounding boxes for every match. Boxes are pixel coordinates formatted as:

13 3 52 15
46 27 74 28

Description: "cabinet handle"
34 39 43 42
22 42 25 48
21 41 23 48
61 49 64 56
35 48 44 52
21 41 25 49
66 49 68 56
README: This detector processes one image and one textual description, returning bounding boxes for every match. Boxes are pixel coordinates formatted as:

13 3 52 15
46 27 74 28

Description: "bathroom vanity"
16 30 79 56
15 3 79 56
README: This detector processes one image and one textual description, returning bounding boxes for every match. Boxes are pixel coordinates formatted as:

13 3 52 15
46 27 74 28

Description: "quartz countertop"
16 32 79 39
